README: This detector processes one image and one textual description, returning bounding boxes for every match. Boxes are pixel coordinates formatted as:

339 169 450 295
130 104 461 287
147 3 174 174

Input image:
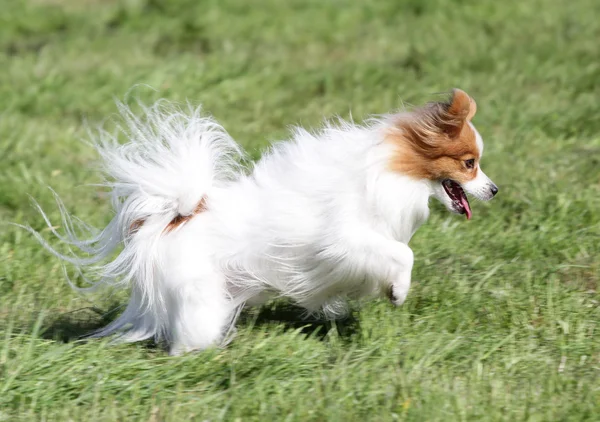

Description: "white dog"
30 89 498 355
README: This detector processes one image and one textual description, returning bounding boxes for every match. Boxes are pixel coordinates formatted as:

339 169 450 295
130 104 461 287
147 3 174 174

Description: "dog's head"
387 89 498 219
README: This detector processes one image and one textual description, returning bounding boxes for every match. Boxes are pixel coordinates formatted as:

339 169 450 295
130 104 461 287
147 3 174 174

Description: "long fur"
27 92 497 355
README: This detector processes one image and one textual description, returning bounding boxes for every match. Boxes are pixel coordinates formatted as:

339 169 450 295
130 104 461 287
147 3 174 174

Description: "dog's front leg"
350 230 414 306
385 241 414 306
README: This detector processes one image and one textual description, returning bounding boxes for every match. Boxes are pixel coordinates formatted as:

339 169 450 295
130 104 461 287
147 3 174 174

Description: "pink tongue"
460 195 472 220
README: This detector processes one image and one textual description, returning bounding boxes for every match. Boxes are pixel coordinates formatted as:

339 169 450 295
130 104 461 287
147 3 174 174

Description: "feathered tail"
23 100 244 345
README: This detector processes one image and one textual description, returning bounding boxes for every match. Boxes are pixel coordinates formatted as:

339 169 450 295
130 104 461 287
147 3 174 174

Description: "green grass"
1 0 599 420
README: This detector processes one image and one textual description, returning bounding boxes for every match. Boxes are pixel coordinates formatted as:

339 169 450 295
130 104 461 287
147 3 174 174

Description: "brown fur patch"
129 218 145 235
163 197 208 233
386 89 480 183
128 197 208 235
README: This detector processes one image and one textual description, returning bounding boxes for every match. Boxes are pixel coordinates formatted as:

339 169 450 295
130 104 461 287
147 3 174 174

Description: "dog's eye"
464 159 475 169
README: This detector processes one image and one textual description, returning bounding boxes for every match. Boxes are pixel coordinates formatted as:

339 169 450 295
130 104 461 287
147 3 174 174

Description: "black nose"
490 184 499 197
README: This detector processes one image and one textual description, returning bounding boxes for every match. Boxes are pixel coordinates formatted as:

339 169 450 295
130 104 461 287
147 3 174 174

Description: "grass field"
1 0 599 420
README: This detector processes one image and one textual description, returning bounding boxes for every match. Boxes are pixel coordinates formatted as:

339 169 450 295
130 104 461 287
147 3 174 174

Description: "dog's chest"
388 201 430 243
367 175 431 243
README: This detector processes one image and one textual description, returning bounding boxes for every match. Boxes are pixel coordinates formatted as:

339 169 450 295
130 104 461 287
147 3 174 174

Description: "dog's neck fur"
366 141 432 243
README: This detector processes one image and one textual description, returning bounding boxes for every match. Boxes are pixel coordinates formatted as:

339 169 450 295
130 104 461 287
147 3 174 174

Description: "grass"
1 0 599 420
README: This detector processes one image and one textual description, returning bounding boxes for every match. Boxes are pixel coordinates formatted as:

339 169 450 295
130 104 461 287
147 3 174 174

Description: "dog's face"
387 89 498 219
427 109 498 220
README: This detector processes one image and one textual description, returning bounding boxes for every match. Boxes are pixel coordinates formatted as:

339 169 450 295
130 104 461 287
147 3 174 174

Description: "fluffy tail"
25 100 244 346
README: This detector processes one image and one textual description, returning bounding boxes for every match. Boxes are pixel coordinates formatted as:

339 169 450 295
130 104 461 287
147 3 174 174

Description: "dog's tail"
25 100 244 345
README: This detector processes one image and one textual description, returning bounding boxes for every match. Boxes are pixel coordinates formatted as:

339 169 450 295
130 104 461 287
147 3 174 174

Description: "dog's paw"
387 283 410 307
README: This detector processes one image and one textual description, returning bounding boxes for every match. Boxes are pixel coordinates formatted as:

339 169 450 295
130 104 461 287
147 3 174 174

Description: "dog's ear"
447 89 471 119
389 89 478 154
466 94 477 121
442 89 476 138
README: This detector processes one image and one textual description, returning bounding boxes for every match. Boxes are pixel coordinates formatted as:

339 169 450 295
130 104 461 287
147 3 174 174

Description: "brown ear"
443 89 476 137
448 89 472 119
467 96 477 121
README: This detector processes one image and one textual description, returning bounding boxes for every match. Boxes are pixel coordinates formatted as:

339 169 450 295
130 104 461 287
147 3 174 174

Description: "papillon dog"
29 88 498 355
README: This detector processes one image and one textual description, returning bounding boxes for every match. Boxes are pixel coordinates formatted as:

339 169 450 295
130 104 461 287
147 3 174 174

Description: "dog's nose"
490 184 499 197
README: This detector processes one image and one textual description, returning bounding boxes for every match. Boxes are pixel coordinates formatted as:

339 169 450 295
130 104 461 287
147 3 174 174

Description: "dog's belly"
223 241 383 310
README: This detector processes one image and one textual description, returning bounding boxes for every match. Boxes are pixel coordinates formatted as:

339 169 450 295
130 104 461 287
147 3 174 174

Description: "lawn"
1 0 599 420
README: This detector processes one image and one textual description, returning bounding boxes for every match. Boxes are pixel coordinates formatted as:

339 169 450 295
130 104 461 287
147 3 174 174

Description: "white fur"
29 101 489 355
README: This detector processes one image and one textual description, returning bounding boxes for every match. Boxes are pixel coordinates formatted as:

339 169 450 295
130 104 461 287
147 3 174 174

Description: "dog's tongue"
460 194 472 220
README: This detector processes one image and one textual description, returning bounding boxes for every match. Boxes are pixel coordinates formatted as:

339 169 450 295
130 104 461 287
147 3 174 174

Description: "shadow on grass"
40 304 121 343
40 300 361 347
239 301 361 342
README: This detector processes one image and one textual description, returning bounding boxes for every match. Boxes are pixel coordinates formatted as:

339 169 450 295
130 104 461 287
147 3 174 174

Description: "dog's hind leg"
159 223 238 355
165 272 235 355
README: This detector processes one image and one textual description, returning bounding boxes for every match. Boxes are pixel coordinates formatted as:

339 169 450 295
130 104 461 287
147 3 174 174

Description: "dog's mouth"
442 179 472 220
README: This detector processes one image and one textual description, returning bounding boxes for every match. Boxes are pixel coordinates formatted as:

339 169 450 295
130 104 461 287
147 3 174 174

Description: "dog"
29 88 498 355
